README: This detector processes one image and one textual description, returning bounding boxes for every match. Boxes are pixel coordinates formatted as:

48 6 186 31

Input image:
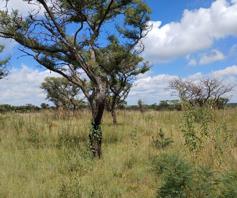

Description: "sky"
0 0 237 106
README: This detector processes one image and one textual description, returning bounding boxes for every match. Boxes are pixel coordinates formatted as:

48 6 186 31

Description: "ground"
0 109 236 197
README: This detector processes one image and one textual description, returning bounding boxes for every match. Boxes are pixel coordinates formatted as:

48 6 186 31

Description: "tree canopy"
41 77 85 110
170 78 233 108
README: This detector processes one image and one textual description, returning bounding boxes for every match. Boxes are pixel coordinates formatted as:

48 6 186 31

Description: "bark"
89 86 106 158
111 95 118 125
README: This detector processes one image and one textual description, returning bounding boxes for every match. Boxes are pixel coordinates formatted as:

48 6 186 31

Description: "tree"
0 45 9 79
138 99 145 113
0 0 151 157
40 103 50 109
41 77 84 110
105 42 149 123
170 78 233 109
105 94 127 124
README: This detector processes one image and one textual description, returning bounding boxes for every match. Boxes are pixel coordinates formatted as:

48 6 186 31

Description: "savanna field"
0 108 237 198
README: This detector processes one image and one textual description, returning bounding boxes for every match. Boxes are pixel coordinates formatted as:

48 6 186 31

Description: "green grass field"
0 109 237 197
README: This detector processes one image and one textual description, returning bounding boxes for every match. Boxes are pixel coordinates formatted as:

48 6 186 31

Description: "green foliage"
0 104 40 113
181 104 213 152
41 77 84 110
152 128 173 149
153 153 237 198
0 45 9 79
218 171 237 198
191 166 217 198
153 153 193 198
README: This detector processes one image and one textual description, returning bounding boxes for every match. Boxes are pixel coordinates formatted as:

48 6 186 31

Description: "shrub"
152 128 173 149
153 153 193 198
218 171 237 198
181 104 213 152
153 153 237 198
191 166 217 198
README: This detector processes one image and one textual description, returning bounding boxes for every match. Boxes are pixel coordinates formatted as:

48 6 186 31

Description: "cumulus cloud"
128 65 237 104
188 49 225 66
142 0 237 63
0 0 42 16
212 65 237 78
0 65 236 106
128 74 178 104
199 49 225 65
0 65 58 106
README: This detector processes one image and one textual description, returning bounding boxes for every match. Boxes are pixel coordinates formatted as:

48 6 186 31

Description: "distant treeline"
0 104 41 113
126 100 182 111
0 100 236 113
0 103 88 113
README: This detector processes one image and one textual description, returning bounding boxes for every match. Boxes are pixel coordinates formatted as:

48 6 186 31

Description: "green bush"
153 153 193 198
151 128 173 149
153 153 237 198
218 171 237 198
192 166 217 198
181 105 213 152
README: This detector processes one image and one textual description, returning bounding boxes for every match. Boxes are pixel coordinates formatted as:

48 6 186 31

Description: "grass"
0 109 236 197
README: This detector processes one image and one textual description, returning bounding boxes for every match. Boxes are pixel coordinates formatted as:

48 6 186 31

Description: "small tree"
138 99 145 113
0 0 151 157
41 77 84 110
105 95 126 124
105 43 149 123
170 78 233 109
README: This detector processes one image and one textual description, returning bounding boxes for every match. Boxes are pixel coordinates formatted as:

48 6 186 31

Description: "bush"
181 105 213 152
218 171 237 198
153 153 237 198
192 166 217 198
153 153 193 198
152 128 173 149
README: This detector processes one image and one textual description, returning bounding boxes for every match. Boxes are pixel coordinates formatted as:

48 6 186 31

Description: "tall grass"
0 109 236 197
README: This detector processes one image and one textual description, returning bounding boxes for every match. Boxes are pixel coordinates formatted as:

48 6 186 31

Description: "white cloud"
0 65 236 106
128 65 237 104
0 65 58 106
142 0 237 63
188 49 225 66
0 0 42 16
199 49 225 65
212 65 237 78
128 74 178 104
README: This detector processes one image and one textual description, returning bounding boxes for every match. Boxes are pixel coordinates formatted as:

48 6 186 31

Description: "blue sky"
0 0 237 105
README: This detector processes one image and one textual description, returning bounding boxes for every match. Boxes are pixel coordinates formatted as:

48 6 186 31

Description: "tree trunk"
111 108 117 124
89 90 106 158
111 96 118 125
